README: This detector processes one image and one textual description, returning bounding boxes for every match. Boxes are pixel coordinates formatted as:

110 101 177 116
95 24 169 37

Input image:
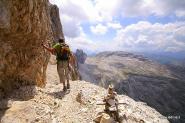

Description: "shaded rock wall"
75 49 87 64
0 0 64 95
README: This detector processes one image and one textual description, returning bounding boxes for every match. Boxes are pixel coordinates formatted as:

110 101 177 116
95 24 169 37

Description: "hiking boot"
63 86 67 91
67 84 70 89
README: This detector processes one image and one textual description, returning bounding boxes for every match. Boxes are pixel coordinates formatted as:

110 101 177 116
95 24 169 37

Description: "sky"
49 0 185 54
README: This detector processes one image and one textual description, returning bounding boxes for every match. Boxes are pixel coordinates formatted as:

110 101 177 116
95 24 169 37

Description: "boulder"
94 113 115 123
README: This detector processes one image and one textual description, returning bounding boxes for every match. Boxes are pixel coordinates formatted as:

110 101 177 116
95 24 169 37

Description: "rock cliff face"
79 51 185 123
0 0 64 95
50 4 64 42
75 49 87 64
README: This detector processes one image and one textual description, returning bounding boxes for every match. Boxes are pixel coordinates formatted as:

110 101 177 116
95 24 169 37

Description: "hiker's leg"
57 61 66 90
66 68 70 89
61 70 66 88
64 61 70 89
61 61 67 91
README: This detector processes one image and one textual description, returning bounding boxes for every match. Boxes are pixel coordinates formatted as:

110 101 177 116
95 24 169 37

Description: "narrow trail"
1 64 106 123
44 64 106 123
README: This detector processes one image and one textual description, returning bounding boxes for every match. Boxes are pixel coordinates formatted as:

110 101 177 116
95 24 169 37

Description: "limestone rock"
100 113 115 123
94 113 115 123
0 0 64 94
76 90 85 104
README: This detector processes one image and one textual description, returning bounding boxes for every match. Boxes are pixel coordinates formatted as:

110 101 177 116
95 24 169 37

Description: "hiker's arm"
42 44 55 54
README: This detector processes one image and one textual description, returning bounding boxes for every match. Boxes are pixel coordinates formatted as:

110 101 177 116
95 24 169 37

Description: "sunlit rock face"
0 0 64 94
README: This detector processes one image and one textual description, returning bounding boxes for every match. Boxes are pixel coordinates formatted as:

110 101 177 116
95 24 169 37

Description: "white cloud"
175 10 185 18
94 0 122 21
90 24 108 35
94 0 185 18
61 15 81 38
65 21 185 53
65 27 98 53
49 0 185 53
157 0 185 15
113 21 185 52
65 26 119 52
50 0 185 26
90 22 122 35
107 22 122 29
49 0 185 37
50 0 102 22
50 0 102 38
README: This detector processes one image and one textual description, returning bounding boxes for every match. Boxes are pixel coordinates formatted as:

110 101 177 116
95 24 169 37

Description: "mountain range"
78 51 185 123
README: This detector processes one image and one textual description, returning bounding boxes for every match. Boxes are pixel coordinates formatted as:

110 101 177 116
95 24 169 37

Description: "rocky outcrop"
50 4 64 42
0 0 64 95
79 51 185 123
75 49 87 64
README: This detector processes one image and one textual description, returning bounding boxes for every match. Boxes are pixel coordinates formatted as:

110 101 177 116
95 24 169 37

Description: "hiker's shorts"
57 61 69 84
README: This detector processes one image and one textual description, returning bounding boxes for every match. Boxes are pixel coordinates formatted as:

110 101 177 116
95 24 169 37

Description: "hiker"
42 38 72 91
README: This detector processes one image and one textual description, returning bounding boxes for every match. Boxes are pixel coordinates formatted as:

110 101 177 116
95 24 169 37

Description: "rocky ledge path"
0 64 169 123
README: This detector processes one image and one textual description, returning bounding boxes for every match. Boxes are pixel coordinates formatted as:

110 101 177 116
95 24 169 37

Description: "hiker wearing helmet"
42 38 73 91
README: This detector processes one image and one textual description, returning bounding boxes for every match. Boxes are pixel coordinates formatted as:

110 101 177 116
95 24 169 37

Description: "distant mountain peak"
96 51 151 63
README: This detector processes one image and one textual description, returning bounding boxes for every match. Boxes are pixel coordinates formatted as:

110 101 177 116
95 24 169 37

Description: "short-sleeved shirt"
52 43 61 53
52 43 71 61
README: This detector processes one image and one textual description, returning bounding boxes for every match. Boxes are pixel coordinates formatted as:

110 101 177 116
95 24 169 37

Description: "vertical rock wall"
0 0 64 94
50 4 64 42
75 49 87 64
